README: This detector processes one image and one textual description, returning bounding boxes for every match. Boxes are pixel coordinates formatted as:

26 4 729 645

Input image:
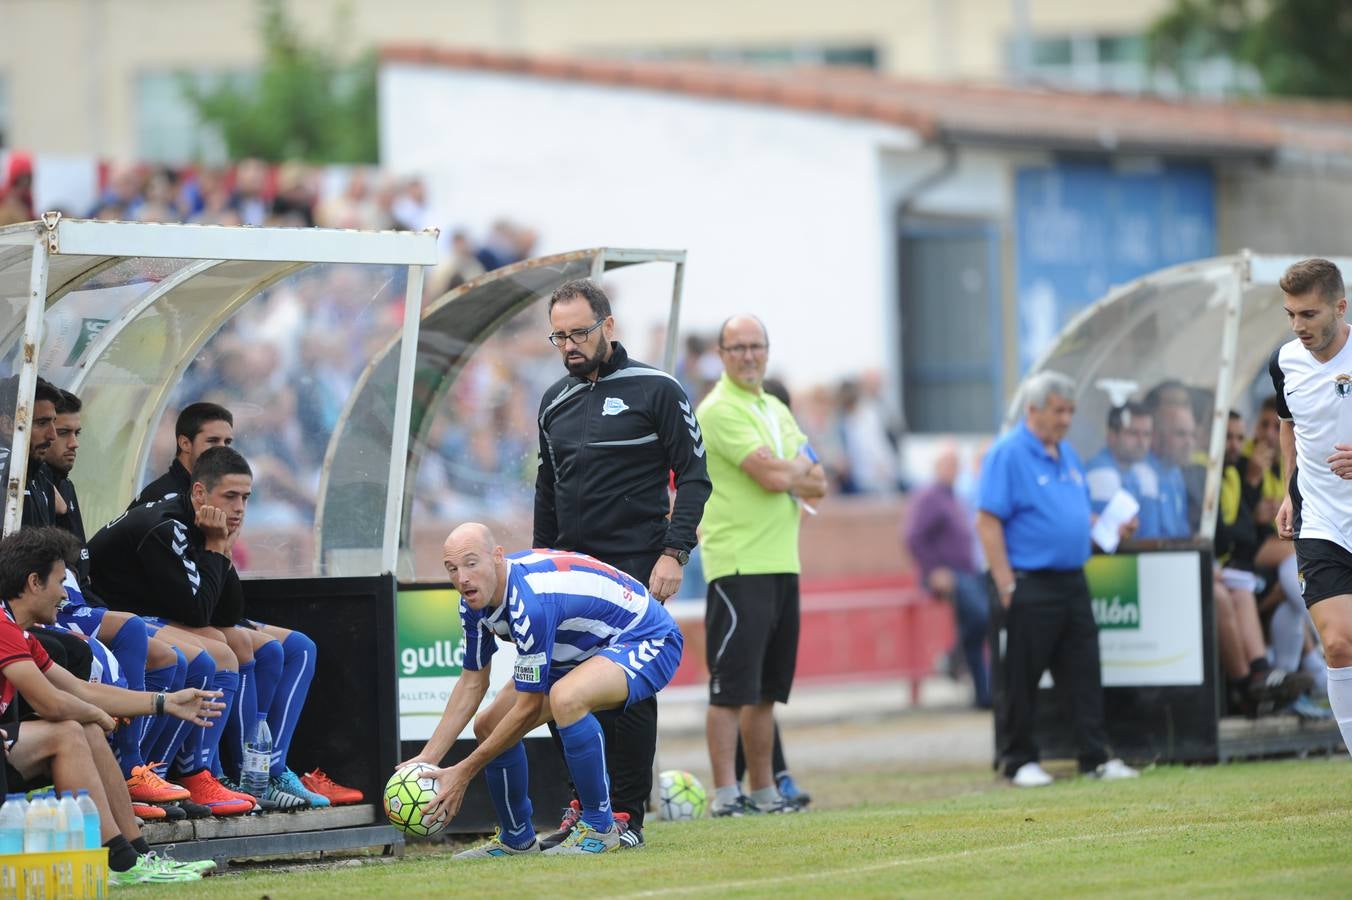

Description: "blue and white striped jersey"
459 549 678 692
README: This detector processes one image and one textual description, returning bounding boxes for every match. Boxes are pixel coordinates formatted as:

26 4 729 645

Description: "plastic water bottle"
44 794 64 853
241 712 272 798
0 794 26 854
24 793 51 853
58 793 82 852
75 790 99 851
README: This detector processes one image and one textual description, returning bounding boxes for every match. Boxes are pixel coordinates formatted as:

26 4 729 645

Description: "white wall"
380 63 921 389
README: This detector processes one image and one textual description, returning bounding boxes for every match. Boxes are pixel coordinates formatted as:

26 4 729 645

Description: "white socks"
1326 665 1352 756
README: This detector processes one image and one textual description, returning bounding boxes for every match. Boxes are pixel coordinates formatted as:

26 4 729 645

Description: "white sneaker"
1011 762 1053 787
1091 758 1139 780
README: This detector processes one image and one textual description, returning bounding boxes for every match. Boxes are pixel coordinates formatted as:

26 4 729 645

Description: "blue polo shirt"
1084 448 1164 538
978 421 1092 571
1148 453 1192 539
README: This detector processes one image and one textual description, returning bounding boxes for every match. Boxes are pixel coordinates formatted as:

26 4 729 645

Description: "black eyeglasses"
548 319 606 347
720 342 769 356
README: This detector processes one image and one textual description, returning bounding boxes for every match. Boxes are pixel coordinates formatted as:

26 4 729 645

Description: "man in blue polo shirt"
976 371 1139 788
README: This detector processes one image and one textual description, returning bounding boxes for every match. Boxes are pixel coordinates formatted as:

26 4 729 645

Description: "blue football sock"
557 714 613 832
106 616 149 691
267 632 315 777
198 669 239 772
164 650 215 775
105 617 151 778
251 637 283 722
142 648 186 760
484 741 535 848
219 660 256 782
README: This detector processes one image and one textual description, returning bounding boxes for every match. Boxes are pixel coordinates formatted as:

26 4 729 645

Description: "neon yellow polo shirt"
696 372 807 581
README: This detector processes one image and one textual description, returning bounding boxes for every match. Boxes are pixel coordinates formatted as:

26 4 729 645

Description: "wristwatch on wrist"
662 547 691 566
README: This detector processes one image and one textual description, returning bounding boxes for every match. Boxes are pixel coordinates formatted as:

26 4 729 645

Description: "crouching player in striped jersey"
403 523 684 857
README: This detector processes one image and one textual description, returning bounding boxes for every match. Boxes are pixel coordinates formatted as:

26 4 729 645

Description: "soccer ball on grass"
657 769 707 821
384 763 444 836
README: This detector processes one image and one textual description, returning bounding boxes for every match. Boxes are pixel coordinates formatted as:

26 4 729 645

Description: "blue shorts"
89 638 127 688
55 604 108 638
596 625 684 709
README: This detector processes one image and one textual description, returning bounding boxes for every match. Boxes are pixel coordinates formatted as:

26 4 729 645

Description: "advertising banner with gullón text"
397 585 549 741
1088 551 1203 687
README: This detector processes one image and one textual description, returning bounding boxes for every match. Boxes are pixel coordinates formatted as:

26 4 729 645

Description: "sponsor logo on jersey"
514 652 547 684
1335 374 1352 398
601 396 629 416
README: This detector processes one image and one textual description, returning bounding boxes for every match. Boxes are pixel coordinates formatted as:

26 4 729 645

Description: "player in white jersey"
400 523 683 857
1271 257 1352 755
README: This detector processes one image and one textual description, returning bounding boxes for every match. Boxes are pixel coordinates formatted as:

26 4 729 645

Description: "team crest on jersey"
601 396 629 416
1335 374 1352 398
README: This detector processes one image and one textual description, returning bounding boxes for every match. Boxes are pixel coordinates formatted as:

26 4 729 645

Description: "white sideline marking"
620 812 1336 897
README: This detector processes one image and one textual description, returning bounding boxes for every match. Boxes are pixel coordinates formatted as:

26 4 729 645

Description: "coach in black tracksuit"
534 278 710 848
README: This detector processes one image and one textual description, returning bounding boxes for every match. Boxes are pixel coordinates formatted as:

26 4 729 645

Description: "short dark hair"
176 402 234 442
0 527 80 601
548 279 612 320
1229 409 1243 422
1280 258 1345 305
191 446 252 492
1106 402 1151 432
34 377 61 408
1143 379 1191 416
55 389 82 415
1259 395 1279 415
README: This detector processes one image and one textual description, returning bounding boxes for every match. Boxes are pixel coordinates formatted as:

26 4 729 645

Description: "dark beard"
564 342 608 378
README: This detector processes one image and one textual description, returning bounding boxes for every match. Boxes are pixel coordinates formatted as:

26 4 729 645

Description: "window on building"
136 70 248 165
1013 32 1259 98
618 43 878 70
899 219 1002 433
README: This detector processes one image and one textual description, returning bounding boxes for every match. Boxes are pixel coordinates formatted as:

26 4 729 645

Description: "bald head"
445 522 495 555
717 314 770 393
933 443 959 487
442 523 506 610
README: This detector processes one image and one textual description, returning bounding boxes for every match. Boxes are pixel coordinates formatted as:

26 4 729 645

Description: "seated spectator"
0 527 219 883
0 375 61 534
1148 401 1197 538
1085 403 1163 538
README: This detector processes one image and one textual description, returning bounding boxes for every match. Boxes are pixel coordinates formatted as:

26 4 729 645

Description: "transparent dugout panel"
1019 260 1236 540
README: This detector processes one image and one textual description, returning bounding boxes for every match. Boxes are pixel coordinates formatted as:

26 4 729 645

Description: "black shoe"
711 795 762 817
538 801 581 850
158 803 187 822
614 813 644 849
176 799 212 820
1248 669 1314 717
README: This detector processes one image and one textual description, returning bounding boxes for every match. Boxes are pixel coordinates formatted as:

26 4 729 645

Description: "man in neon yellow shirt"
697 315 827 816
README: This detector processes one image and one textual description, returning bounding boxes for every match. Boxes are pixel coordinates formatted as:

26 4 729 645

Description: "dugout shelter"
998 252 1351 765
0 213 687 859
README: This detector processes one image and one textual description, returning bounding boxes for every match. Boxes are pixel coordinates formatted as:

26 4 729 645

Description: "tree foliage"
180 0 378 163
1149 0 1352 98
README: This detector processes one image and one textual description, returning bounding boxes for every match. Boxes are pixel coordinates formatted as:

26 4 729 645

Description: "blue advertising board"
1015 162 1215 372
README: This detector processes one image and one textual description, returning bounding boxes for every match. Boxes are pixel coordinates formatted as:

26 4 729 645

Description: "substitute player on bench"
401 523 683 857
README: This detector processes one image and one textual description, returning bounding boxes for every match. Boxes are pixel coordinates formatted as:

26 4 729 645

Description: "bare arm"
1276 419 1298 539
740 447 820 495
44 663 222 725
423 688 547 825
976 511 1015 609
402 666 491 767
4 660 115 731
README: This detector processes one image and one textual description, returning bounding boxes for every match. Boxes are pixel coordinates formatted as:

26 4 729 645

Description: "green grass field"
121 759 1352 898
